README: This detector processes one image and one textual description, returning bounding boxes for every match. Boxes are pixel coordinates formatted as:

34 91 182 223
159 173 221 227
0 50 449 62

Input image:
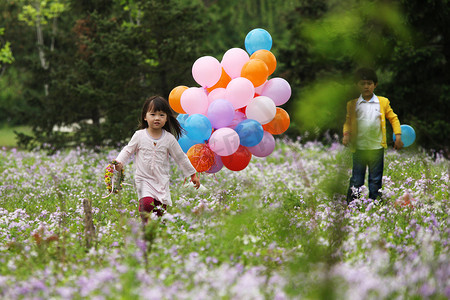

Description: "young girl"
115 95 200 223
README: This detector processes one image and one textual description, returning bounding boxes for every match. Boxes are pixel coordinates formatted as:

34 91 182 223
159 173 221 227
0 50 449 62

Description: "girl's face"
144 109 167 130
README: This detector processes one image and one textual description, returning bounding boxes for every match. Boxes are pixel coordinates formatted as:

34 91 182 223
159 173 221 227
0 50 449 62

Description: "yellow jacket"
343 96 401 152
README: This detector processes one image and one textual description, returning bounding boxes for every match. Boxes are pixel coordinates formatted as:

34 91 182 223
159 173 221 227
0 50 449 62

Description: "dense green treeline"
0 0 448 154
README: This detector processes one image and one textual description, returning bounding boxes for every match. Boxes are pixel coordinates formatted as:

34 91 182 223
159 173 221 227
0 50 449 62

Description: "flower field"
0 139 449 299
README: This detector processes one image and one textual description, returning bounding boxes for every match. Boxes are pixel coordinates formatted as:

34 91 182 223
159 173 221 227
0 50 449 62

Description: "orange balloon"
207 68 231 93
169 86 188 114
187 144 216 173
250 50 277 75
263 107 290 135
241 59 269 88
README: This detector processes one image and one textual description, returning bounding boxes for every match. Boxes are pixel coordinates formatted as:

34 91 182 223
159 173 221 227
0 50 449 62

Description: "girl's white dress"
116 129 196 206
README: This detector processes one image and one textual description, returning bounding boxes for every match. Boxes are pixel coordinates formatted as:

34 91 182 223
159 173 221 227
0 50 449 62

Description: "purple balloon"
207 99 235 129
227 111 247 129
248 131 275 157
206 153 223 173
261 77 292 106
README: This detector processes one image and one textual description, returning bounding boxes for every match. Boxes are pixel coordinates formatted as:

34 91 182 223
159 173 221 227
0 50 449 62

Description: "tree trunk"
35 5 49 70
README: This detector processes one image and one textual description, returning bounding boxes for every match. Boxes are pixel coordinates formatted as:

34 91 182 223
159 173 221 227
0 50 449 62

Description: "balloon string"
213 174 219 182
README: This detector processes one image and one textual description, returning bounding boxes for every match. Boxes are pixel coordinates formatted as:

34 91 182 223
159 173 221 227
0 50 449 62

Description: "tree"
381 0 450 153
0 1 33 126
203 0 296 49
19 0 210 150
140 0 209 97
20 11 151 149
17 0 68 95
0 27 14 77
5 0 449 153
277 0 412 141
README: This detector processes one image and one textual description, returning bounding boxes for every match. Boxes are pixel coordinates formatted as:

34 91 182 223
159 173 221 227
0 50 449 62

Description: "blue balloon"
184 114 212 143
178 134 197 153
177 114 189 126
245 28 273 55
235 119 264 147
393 124 416 147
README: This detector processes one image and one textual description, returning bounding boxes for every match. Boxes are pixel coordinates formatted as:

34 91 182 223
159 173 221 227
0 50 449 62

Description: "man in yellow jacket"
343 67 403 203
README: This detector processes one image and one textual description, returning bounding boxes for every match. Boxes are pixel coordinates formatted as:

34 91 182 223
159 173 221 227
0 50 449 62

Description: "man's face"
357 80 377 100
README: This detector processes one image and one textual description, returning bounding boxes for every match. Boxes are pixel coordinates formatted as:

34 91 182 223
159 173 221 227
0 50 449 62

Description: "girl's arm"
168 136 198 179
115 131 140 167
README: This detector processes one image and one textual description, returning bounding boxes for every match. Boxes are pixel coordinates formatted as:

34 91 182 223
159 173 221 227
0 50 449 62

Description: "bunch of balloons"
169 28 291 173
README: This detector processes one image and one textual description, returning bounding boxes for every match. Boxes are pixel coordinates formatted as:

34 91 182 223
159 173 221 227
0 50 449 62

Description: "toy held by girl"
114 95 200 223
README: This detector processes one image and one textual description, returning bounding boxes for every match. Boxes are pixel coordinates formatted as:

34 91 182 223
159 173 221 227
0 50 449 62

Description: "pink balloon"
207 87 226 104
261 77 292 106
207 99 235 129
208 128 240 156
245 96 276 124
225 77 255 109
180 87 209 115
227 111 247 129
221 48 250 79
192 56 222 88
206 153 223 173
248 131 275 157
254 80 267 95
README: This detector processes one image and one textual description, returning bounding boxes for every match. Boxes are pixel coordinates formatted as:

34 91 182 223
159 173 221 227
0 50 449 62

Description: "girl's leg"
368 148 384 200
153 199 167 217
138 197 167 223
347 150 367 203
139 197 156 223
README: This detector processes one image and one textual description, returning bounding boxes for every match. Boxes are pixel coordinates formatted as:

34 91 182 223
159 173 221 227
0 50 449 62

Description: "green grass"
0 141 448 299
0 125 32 147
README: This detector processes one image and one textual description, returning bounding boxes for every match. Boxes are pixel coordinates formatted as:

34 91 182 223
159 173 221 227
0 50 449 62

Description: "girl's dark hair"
354 67 378 84
139 95 183 139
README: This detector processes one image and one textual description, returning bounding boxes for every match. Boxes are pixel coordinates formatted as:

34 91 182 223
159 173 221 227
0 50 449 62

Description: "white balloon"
245 96 276 124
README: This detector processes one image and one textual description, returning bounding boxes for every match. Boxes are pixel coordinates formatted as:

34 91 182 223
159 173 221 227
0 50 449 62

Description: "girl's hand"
115 162 123 172
190 173 200 189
